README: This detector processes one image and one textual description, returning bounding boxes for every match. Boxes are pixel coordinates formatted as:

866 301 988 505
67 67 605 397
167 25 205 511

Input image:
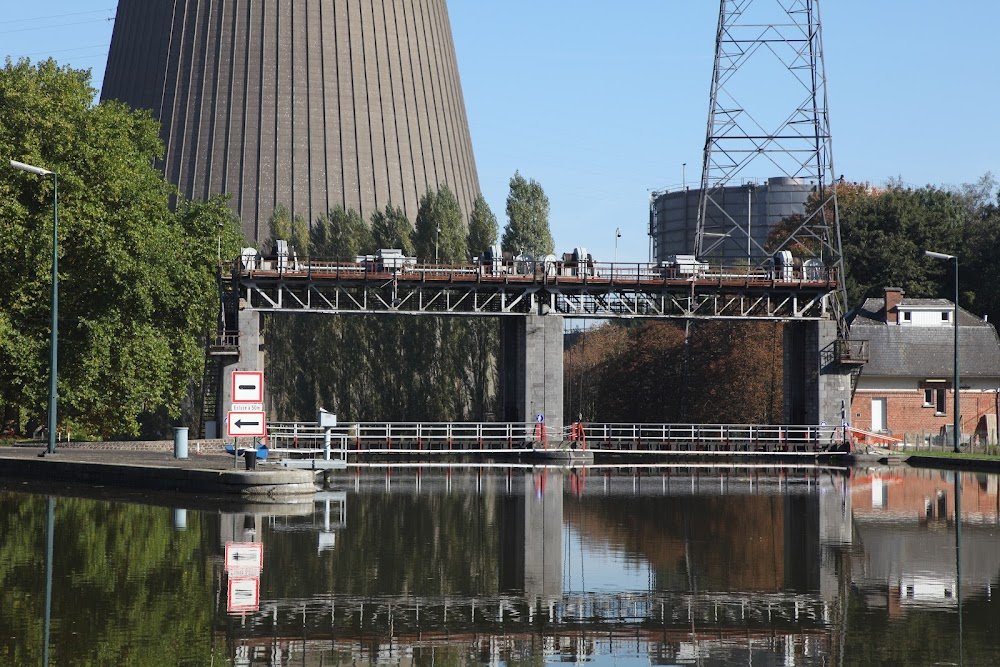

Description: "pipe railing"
265 421 845 454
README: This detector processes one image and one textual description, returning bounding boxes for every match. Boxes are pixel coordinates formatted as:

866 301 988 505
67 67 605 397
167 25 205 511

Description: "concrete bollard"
173 427 189 459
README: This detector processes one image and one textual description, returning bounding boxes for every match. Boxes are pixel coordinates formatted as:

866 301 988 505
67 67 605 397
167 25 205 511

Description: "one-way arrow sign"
227 410 266 437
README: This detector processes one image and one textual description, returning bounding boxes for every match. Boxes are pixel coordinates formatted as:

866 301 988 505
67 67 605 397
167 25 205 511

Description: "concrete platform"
0 445 316 500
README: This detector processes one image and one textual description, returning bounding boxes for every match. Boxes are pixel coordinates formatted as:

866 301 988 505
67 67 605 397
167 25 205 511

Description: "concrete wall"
784 319 852 426
221 310 264 428
102 0 480 241
500 315 564 438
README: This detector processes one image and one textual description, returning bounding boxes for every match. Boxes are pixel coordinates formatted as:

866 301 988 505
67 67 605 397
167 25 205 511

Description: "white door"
871 398 887 433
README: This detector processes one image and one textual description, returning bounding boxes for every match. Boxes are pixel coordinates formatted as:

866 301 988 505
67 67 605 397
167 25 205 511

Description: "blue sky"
4 1 998 262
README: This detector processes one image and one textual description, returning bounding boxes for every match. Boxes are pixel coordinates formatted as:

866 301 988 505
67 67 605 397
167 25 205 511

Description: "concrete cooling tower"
101 0 480 241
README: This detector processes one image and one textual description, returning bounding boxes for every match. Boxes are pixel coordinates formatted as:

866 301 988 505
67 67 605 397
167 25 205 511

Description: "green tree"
0 58 244 437
467 193 498 260
415 184 466 263
501 171 554 258
311 206 373 260
371 204 415 255
839 181 965 306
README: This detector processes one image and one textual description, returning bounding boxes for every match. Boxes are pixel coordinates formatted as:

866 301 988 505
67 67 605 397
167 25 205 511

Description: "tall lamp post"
10 160 59 455
925 250 960 453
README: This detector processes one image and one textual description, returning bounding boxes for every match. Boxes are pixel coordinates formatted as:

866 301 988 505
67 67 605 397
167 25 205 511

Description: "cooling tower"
101 0 480 241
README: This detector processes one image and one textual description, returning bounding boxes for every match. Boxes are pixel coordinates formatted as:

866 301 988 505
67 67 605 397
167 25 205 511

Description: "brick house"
848 287 1000 444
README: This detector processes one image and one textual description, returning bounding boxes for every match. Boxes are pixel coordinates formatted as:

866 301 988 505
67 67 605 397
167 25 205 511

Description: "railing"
267 421 544 453
237 257 839 287
574 422 845 454
835 338 869 365
265 421 846 455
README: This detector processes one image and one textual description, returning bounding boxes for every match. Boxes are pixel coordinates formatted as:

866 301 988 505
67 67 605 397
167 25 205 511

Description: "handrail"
265 421 847 454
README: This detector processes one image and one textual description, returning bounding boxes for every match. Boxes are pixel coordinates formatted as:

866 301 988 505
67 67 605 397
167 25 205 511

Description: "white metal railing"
265 421 845 455
267 421 547 452
567 422 844 445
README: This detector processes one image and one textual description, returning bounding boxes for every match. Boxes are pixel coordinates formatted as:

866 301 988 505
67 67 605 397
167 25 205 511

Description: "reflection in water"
2 465 1000 665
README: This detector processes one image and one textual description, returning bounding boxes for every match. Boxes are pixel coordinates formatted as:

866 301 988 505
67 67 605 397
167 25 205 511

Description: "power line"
0 17 114 37
0 8 115 26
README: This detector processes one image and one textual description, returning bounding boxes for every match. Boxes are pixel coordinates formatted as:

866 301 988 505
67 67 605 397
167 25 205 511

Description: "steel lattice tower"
101 0 480 242
695 0 847 326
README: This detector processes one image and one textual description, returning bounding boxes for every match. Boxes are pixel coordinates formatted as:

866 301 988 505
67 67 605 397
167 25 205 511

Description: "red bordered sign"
232 371 264 403
227 577 260 613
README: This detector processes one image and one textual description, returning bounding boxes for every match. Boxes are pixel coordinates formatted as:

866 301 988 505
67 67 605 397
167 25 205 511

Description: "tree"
501 171 554 258
839 181 965 306
311 206 373 260
415 184 466 263
0 58 246 436
467 194 498 260
371 204 415 255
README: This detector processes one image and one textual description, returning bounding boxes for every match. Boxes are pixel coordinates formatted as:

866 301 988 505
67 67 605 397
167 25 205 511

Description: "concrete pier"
783 319 852 428
500 315 565 438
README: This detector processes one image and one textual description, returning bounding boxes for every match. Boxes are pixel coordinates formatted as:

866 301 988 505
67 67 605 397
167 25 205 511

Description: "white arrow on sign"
227 411 267 437
225 541 263 570
232 371 264 403
227 577 260 613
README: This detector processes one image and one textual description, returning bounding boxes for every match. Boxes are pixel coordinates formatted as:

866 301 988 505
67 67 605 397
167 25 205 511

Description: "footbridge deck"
233 258 838 319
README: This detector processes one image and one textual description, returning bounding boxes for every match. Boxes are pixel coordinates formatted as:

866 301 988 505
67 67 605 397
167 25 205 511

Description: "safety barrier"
265 421 844 456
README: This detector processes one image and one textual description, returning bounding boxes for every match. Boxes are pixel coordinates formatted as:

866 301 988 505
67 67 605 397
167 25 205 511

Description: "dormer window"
942 311 951 322
903 311 912 322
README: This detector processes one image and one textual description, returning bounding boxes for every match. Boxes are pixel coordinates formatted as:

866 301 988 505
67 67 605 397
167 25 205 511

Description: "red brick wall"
852 390 997 440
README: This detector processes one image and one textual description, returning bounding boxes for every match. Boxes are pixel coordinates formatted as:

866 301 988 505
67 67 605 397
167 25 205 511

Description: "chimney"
885 287 905 324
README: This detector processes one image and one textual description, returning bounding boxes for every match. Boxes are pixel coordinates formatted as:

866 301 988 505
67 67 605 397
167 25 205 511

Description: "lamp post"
10 160 58 455
435 226 441 263
925 250 960 453
614 227 621 265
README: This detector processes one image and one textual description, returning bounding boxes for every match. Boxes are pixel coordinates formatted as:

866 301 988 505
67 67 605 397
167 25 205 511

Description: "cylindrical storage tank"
102 0 480 242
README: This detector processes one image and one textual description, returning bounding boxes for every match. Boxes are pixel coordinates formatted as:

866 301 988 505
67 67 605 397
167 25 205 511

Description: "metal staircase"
198 264 241 438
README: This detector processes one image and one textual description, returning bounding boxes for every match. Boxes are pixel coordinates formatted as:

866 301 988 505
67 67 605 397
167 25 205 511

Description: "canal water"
1 464 999 666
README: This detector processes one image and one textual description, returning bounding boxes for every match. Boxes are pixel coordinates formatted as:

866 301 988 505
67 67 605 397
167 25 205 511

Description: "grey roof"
849 298 1000 378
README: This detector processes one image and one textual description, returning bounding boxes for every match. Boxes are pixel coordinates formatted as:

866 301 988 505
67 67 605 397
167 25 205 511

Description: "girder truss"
239 274 832 320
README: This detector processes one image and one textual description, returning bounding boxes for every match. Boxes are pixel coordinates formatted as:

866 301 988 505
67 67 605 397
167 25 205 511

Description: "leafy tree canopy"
501 171 554 258
415 184 467 263
0 58 246 437
264 204 309 259
310 206 373 261
467 193 498 259
371 204 415 256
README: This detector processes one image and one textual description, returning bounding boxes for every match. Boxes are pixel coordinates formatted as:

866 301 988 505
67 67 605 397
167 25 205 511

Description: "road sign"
227 411 266 437
227 577 260 613
232 371 264 403
225 541 264 570
535 414 545 423
230 403 264 413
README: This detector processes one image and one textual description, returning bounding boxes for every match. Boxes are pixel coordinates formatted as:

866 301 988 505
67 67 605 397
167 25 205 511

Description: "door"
871 398 887 433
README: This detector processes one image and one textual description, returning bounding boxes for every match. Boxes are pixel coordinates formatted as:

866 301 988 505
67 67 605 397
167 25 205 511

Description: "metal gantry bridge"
230 258 838 320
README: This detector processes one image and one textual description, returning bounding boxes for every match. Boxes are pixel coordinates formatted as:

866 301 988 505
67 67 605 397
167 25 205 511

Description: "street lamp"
435 226 441 263
10 160 59 455
925 250 960 453
614 227 621 265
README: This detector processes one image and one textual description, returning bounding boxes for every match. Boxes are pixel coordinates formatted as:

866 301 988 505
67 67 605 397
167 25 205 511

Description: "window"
924 386 947 414
903 311 912 322
942 311 950 322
